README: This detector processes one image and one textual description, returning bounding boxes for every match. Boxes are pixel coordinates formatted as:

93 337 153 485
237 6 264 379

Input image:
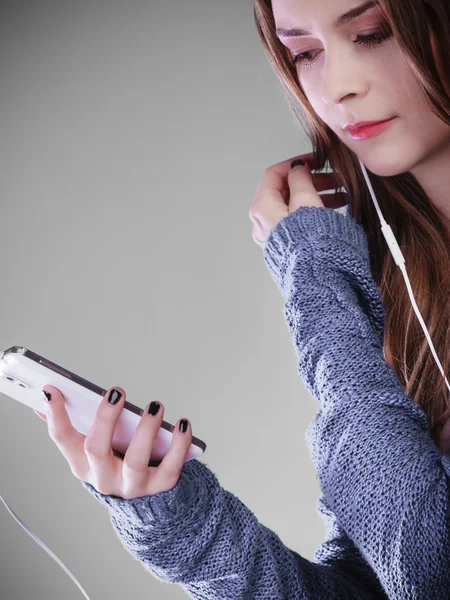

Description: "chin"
352 151 414 178
360 162 407 177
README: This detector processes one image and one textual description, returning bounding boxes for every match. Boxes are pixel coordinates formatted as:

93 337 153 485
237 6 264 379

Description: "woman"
36 0 450 598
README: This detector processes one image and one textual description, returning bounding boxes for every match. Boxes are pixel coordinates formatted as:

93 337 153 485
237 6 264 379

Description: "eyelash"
289 28 393 68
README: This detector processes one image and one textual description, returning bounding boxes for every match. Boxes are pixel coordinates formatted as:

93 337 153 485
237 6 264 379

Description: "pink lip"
346 117 397 140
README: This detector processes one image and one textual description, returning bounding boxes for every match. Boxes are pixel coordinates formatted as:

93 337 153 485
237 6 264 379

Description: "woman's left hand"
249 152 348 249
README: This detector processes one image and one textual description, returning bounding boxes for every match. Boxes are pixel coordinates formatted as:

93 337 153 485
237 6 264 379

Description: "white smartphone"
0 345 206 466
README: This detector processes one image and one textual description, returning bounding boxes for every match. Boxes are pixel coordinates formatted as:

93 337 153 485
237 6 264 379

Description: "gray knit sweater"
82 205 450 599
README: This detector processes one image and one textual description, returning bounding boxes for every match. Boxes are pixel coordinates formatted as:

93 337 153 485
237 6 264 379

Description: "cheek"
299 74 332 126
299 75 317 102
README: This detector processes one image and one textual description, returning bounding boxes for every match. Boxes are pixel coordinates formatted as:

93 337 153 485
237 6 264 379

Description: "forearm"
82 458 378 599
264 206 450 598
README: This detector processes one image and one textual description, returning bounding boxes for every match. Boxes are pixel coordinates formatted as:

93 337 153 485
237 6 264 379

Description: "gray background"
0 1 328 598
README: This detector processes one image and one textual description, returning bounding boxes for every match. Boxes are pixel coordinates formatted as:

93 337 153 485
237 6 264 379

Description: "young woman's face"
272 0 450 178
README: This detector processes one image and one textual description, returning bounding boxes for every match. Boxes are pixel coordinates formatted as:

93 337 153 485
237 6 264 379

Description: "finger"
42 385 89 478
251 165 289 230
293 151 340 182
300 152 344 192
250 154 332 218
122 401 165 478
280 173 342 205
83 387 126 485
294 151 316 168
261 152 318 188
252 227 266 248
150 418 193 494
288 160 335 211
34 409 47 421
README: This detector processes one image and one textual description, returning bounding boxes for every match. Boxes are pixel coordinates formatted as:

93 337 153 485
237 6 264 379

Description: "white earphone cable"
358 158 450 395
0 492 92 600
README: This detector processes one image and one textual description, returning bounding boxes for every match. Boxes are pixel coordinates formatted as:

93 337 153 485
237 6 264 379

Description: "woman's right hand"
249 152 348 250
34 385 193 500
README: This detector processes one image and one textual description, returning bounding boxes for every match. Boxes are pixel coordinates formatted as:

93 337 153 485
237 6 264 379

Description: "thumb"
287 159 324 213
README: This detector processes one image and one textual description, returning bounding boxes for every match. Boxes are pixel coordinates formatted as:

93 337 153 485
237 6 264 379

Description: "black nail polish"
108 389 122 405
179 419 188 433
148 401 160 416
291 159 305 168
43 391 51 402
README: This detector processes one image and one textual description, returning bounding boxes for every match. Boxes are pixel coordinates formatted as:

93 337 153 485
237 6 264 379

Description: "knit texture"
81 204 450 599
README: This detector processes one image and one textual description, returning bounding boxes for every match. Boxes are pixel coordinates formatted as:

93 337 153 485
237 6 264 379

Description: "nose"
320 46 368 106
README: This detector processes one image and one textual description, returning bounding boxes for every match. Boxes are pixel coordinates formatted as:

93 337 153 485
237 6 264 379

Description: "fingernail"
42 391 51 402
148 401 160 416
108 389 122 405
291 159 305 169
179 419 188 433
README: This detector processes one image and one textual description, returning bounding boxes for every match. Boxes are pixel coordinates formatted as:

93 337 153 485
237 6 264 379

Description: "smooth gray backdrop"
0 1 329 598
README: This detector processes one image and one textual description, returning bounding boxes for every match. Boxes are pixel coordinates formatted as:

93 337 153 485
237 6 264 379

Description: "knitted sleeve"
264 206 450 600
81 457 381 599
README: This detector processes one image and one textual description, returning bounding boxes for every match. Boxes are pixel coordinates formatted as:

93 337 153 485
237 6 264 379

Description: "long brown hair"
253 0 450 451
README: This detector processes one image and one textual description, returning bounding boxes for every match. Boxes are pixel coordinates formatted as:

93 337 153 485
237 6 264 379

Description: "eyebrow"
276 0 379 38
